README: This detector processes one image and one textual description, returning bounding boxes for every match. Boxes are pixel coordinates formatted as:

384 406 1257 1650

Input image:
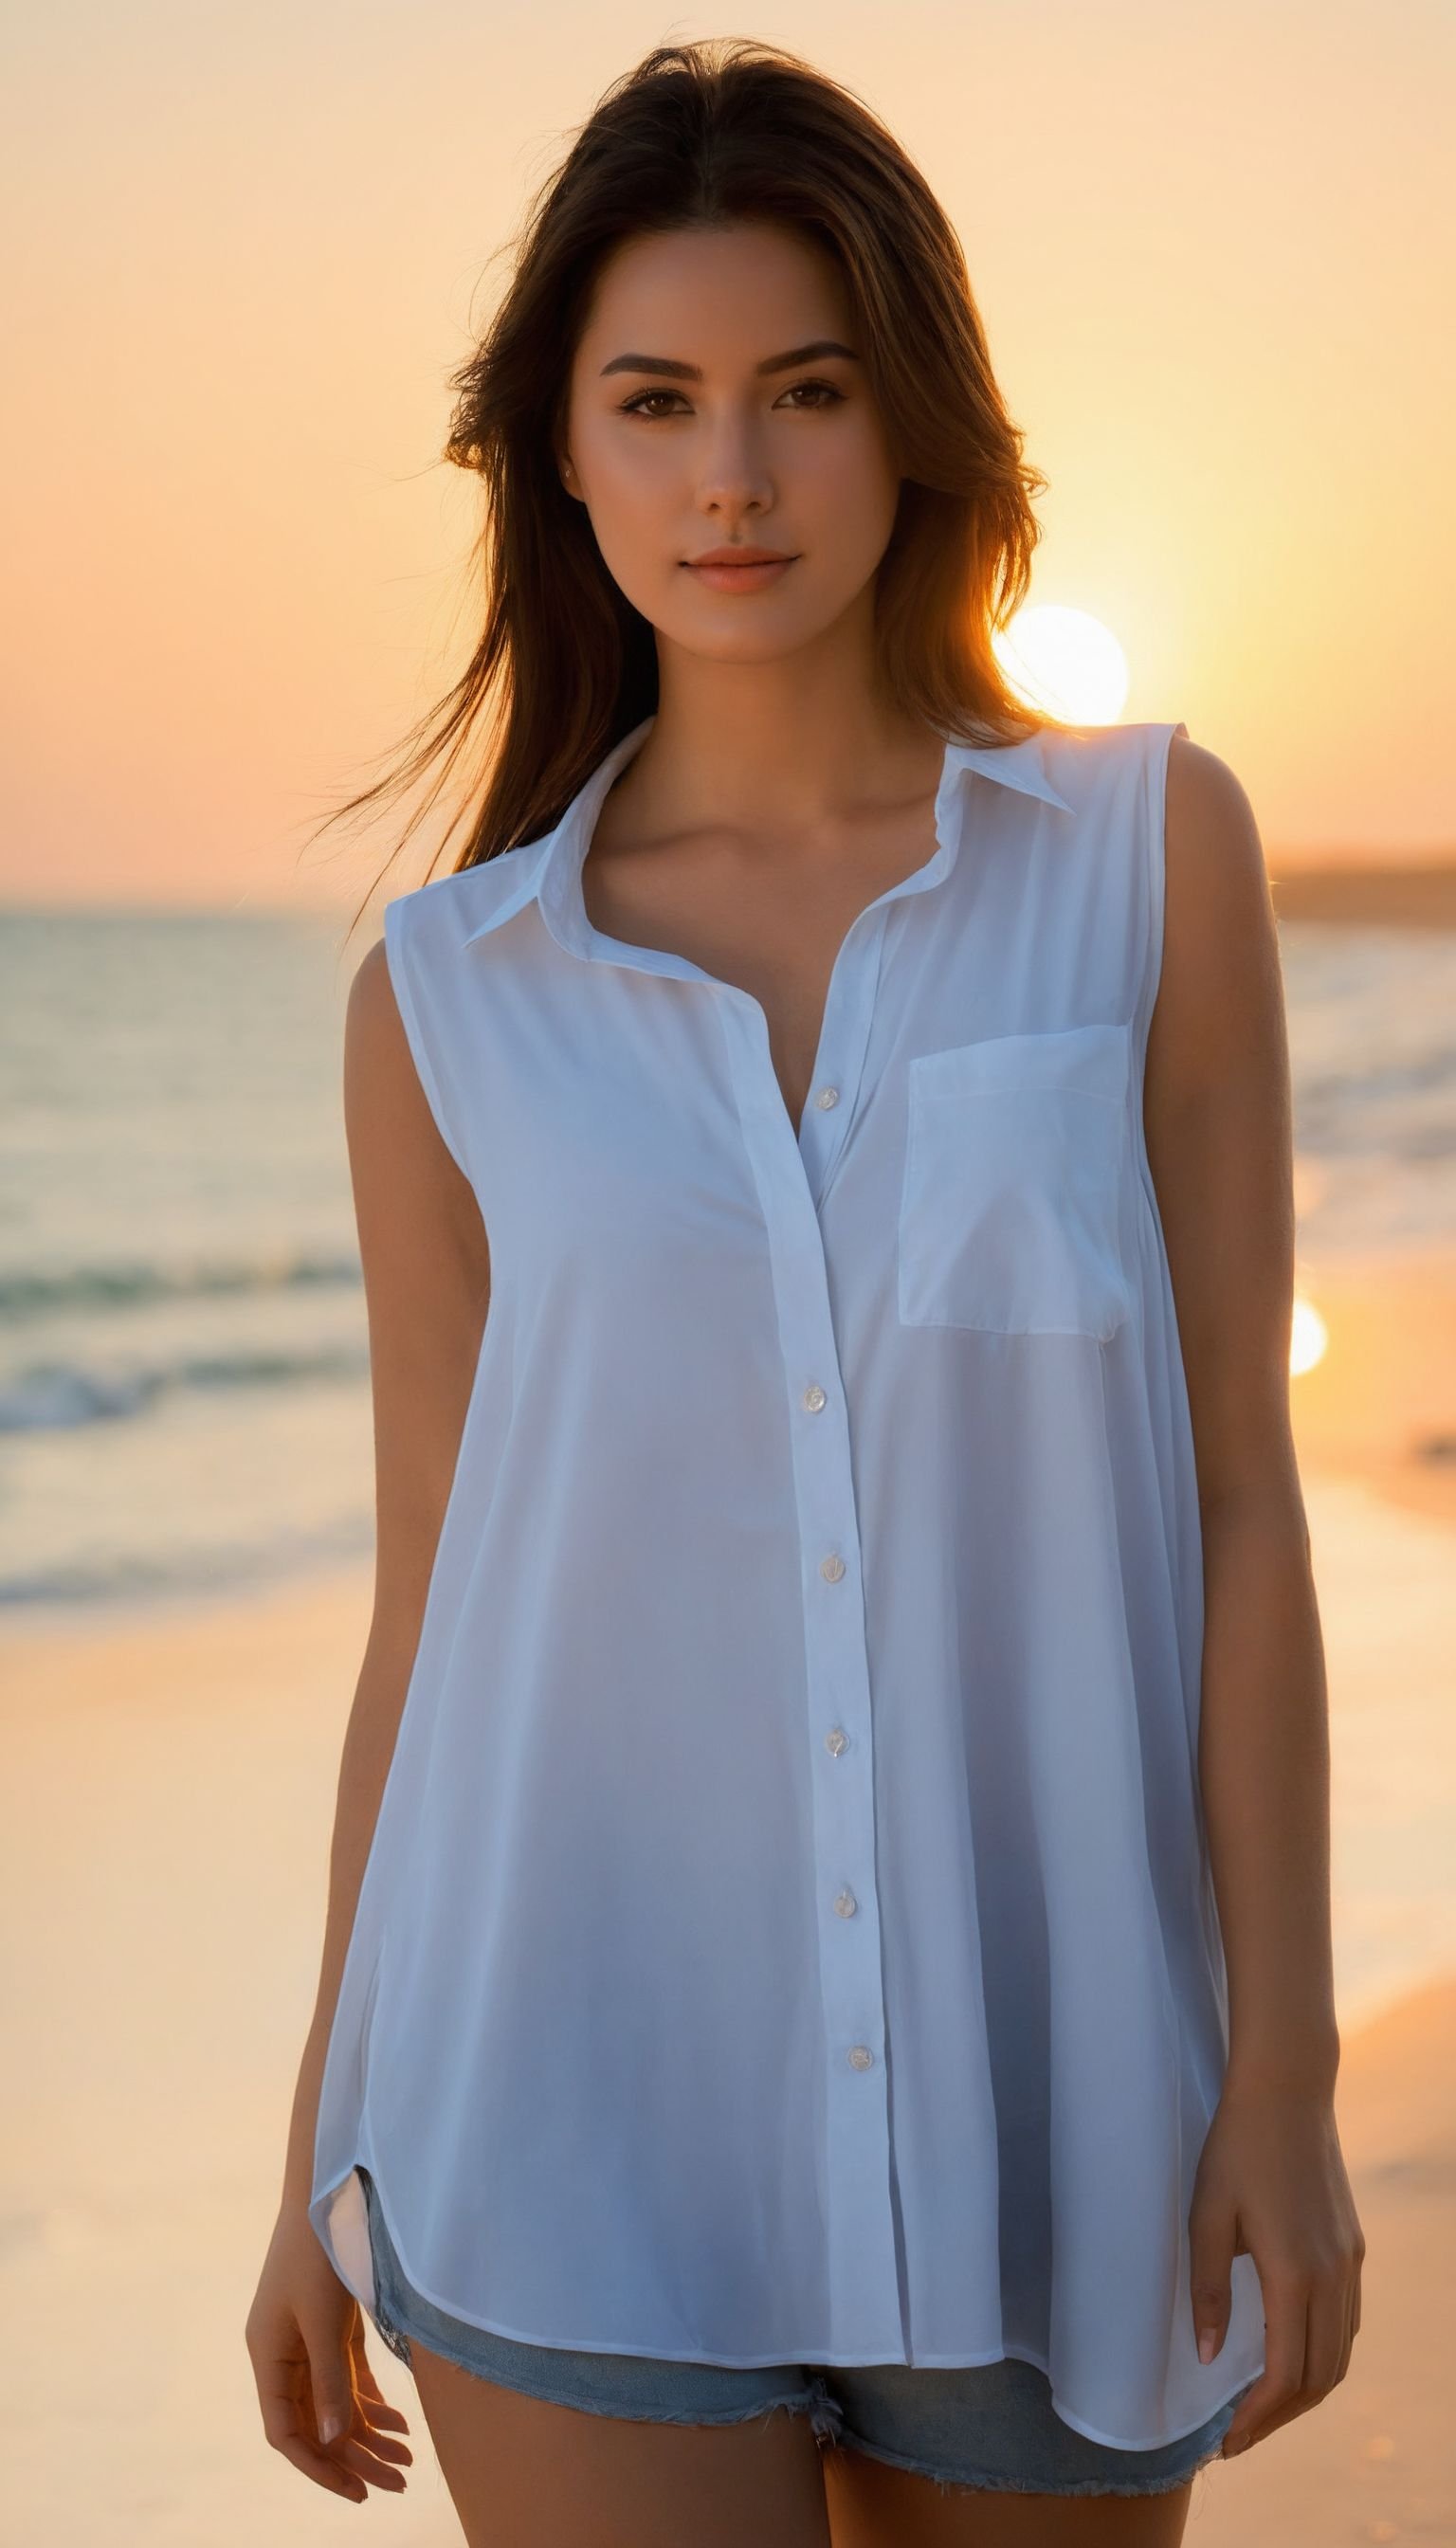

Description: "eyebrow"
599 339 860 380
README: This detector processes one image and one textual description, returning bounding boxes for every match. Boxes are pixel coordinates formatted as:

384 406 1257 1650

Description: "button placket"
716 989 902 2357
791 908 891 1212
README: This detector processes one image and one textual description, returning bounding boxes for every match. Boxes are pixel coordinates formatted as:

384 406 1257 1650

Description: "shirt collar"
462 714 1073 950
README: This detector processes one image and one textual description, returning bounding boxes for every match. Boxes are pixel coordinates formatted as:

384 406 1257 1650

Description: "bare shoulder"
1154 733 1285 1101
1164 732 1272 922
342 933 481 1228
341 937 489 1600
347 932 395 1034
342 935 417 1122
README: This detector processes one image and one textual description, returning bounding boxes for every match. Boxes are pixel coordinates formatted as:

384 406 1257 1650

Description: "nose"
691 415 774 525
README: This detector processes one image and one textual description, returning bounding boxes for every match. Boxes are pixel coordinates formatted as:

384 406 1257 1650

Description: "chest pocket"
897 1021 1135 1341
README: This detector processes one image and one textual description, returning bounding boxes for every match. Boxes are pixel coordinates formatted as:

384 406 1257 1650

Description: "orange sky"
4 3 1451 912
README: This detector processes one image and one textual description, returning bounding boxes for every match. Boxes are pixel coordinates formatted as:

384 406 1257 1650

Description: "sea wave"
0 1338 370 1433
0 1249 360 1321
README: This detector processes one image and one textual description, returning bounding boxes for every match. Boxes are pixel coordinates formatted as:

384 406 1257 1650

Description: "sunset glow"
1291 1292 1330 1377
993 606 1131 726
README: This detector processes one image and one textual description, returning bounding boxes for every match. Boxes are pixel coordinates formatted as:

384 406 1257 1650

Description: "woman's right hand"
246 2200 413 2505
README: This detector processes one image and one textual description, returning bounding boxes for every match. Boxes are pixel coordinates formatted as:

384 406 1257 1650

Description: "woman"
246 39 1364 2546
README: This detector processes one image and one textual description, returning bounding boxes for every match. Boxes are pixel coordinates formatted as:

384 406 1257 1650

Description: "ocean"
2 903 1454 1615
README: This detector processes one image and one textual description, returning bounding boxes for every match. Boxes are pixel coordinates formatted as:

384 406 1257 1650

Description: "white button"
834 1888 857 1918
820 1554 846 1582
847 2045 874 2069
802 1384 827 1412
814 1085 840 1110
825 1727 847 1756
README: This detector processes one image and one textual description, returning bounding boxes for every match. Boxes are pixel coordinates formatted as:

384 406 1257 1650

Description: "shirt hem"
328 2152 1263 2457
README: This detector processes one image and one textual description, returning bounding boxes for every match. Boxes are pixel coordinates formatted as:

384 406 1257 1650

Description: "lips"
686 549 795 568
682 551 799 592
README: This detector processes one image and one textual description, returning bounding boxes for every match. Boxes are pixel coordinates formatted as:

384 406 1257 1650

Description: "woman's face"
559 221 903 665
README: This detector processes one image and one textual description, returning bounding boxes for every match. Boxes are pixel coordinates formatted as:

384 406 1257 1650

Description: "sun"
992 606 1130 725
1290 1292 1328 1377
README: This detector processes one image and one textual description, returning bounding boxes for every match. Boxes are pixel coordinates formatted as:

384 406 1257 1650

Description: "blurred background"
2 4 1451 2539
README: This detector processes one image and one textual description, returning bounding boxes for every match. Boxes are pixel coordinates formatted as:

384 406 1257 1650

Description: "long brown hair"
321 37 1065 923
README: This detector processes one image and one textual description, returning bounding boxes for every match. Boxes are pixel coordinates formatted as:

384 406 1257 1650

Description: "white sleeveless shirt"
310 711 1267 2450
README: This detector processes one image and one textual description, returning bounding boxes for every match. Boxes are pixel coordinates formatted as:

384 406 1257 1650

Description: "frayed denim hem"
365 2296 1231 2492
367 2299 417 2372
366 2298 837 2438
827 2424 1230 2500
754 2383 846 2448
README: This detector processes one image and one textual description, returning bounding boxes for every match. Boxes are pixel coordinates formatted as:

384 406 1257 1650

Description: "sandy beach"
4 1238 1453 2543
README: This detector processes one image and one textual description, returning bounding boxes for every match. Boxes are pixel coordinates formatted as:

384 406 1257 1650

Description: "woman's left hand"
1187 2076 1366 2458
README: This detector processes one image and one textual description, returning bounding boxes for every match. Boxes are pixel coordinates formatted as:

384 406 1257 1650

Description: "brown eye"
620 390 684 419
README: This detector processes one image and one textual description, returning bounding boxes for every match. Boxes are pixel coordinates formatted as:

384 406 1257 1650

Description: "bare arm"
247 931 489 2505
1146 733 1363 2454
1149 736 1336 2098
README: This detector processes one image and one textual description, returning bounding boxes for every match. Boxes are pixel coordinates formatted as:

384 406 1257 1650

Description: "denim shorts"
355 2167 1249 2499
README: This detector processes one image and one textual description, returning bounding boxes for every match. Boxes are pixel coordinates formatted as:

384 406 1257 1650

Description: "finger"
337 2404 414 2475
300 2359 411 2494
304 2388 411 2496
332 2431 410 2494
353 2342 412 2436
1188 2193 1235 2366
365 2406 412 2439
272 2430 370 2502
1331 2266 1354 2393
347 2336 413 2464
1316 2262 1366 2394
301 2326 356 2456
256 2360 368 2502
1222 2276 1309 2455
